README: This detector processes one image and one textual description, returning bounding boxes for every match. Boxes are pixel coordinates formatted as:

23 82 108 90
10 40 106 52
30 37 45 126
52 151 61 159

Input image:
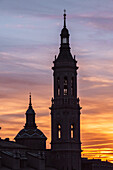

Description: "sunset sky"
1 0 113 162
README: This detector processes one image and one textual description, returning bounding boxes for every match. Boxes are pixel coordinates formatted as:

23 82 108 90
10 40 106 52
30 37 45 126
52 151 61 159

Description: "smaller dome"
57 51 73 62
26 107 35 114
15 128 47 140
61 27 69 37
26 93 35 114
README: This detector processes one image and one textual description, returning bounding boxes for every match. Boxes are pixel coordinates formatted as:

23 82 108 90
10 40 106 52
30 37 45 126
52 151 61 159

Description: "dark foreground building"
0 11 113 170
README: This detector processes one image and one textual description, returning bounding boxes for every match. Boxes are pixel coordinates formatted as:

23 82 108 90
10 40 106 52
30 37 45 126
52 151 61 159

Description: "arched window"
64 77 68 95
71 77 74 96
57 77 60 96
71 124 74 138
58 124 61 139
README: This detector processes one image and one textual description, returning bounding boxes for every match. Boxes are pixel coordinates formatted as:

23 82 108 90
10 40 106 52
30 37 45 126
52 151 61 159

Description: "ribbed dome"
15 128 47 139
15 93 47 144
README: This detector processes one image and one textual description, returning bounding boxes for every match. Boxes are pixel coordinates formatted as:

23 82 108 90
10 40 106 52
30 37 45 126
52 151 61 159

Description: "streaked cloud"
0 0 113 162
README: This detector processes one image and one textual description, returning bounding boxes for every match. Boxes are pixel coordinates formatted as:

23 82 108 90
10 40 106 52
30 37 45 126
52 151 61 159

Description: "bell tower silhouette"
50 10 81 170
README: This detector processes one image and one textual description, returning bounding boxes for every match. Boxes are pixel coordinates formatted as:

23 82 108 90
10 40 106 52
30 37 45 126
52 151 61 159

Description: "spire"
56 10 74 62
64 9 66 28
29 92 32 109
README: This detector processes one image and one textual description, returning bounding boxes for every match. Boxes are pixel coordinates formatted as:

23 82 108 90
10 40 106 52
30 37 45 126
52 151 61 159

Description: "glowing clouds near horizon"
80 73 113 162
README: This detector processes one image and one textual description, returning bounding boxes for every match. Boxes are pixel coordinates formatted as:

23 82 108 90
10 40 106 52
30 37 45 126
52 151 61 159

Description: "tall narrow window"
57 77 60 96
64 77 68 95
71 77 74 96
58 124 61 139
71 124 74 138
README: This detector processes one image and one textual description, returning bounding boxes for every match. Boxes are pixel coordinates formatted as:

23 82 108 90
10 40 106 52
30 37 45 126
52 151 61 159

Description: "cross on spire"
29 92 32 108
64 9 66 28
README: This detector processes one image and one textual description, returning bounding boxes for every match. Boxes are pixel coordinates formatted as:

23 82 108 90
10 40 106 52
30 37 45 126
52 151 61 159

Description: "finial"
51 97 54 105
29 92 32 107
55 55 56 60
64 9 66 28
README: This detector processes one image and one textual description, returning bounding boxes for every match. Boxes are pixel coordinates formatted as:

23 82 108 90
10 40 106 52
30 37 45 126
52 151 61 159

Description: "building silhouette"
49 10 81 170
0 11 113 170
15 93 47 151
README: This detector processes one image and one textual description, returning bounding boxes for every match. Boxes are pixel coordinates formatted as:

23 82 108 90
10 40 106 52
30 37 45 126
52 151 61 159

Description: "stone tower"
50 11 81 170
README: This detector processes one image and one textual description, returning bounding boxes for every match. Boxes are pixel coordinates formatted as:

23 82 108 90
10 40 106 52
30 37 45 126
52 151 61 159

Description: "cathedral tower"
50 11 81 170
